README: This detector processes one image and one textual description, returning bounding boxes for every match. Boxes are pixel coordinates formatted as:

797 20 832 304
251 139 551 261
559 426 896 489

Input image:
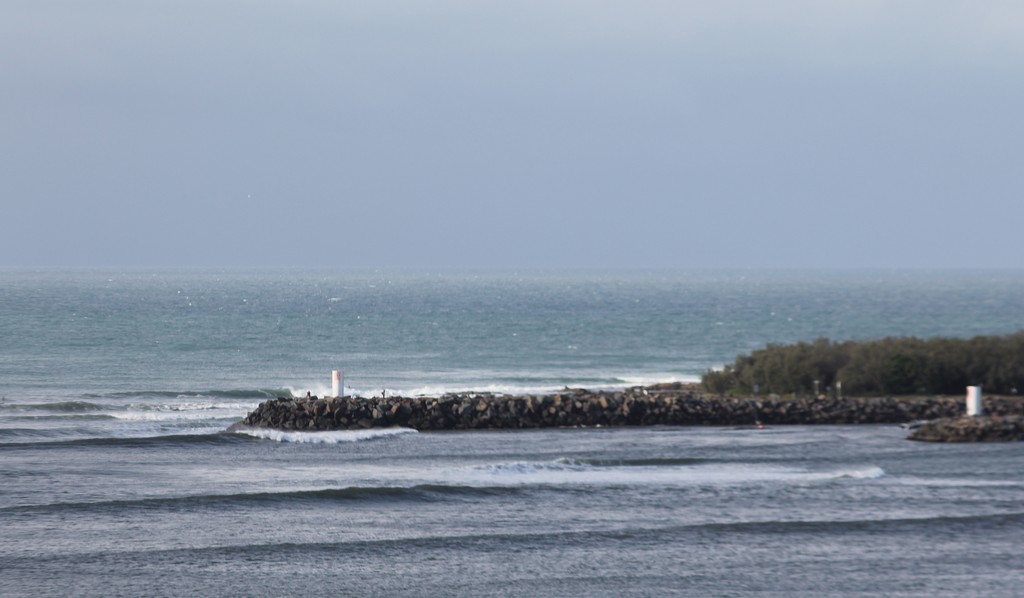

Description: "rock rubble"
240 383 1024 433
907 416 1024 442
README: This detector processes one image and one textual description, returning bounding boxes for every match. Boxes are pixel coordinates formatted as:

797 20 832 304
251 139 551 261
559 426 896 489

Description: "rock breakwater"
907 416 1024 442
240 384 1024 432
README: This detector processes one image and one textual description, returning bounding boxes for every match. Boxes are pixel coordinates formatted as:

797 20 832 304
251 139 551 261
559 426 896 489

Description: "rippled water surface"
3 425 1023 597
2 269 1023 596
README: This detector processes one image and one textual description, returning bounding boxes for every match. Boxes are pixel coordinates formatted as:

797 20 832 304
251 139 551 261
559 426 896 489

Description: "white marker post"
332 370 344 398
966 385 983 417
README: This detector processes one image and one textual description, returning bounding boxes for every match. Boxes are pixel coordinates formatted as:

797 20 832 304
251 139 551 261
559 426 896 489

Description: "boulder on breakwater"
907 415 1024 442
239 383 1024 432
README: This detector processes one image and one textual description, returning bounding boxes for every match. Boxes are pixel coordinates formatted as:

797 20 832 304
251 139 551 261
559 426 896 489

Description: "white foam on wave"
369 376 700 399
475 459 593 476
111 401 260 422
165 400 261 411
833 466 887 480
123 400 260 412
617 373 701 387
236 427 417 444
394 383 567 398
886 475 1022 488
281 384 333 399
280 371 700 400
452 459 887 488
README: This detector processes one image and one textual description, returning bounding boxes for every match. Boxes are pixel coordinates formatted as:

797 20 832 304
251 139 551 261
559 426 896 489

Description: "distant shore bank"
239 382 1024 435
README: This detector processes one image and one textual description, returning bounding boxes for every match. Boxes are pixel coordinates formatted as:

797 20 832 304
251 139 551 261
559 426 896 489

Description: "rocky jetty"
907 416 1024 442
240 383 1024 432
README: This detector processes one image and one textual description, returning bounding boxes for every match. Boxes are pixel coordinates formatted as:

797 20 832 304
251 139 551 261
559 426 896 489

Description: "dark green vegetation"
702 333 1024 397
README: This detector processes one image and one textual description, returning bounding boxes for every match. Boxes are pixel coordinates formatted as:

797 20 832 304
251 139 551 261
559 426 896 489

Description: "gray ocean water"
2 269 1024 596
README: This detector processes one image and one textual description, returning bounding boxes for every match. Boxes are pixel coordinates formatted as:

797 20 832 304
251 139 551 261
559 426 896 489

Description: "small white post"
332 370 344 398
966 385 983 417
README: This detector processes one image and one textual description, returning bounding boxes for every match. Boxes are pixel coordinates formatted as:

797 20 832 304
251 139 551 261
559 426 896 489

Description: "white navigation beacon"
332 370 344 398
966 385 983 417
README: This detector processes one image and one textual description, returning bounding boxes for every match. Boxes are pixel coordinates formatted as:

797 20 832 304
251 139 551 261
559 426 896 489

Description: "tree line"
701 332 1024 397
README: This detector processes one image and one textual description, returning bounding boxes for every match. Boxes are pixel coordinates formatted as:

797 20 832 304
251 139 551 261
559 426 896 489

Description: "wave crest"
0 401 103 412
233 427 417 444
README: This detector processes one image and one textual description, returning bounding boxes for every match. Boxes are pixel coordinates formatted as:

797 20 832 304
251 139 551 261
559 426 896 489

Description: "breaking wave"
233 427 418 444
459 459 886 488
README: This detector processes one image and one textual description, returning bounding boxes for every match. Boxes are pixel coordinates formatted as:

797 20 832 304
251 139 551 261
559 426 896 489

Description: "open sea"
2 269 1024 596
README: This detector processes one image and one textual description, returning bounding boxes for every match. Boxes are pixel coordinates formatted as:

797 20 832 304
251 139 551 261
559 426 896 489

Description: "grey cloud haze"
2 1 1022 268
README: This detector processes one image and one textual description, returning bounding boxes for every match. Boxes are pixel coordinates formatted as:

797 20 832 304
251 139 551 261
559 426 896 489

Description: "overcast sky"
2 1 1022 269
